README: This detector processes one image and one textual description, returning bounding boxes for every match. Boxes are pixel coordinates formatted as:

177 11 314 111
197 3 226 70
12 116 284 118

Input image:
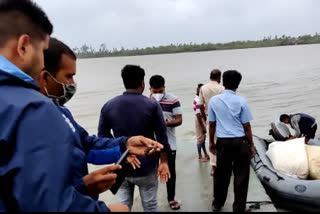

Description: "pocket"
240 139 251 156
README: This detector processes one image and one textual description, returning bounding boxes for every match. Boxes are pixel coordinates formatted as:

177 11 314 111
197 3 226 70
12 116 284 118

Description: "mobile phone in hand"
110 149 131 195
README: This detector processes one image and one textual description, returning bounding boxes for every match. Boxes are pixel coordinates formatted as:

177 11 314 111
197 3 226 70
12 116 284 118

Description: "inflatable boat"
251 122 320 211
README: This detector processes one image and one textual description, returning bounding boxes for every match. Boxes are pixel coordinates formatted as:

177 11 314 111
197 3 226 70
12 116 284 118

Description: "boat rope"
246 201 273 210
252 139 285 181
252 151 266 172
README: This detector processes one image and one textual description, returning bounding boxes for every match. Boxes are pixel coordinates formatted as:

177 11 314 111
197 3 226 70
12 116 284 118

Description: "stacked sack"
305 145 320 179
266 138 309 179
266 137 320 180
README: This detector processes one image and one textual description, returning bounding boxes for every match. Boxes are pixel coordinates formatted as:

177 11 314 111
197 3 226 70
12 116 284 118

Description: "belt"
218 136 246 141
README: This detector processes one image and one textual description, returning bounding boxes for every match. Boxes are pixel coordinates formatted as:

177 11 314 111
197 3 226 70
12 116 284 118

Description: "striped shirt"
159 93 183 151
193 95 202 115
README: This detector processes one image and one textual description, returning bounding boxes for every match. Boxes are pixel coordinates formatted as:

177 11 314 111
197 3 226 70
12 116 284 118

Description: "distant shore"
74 33 320 59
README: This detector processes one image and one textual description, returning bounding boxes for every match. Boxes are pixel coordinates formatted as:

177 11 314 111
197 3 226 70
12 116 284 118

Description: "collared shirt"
0 55 33 82
199 80 225 114
159 92 182 151
98 91 170 177
208 89 253 138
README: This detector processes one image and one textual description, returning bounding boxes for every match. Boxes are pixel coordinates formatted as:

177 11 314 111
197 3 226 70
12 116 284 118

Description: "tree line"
73 33 320 59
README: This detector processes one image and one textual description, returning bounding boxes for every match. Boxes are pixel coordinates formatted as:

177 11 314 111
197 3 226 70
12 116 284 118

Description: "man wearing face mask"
39 37 165 204
149 75 183 210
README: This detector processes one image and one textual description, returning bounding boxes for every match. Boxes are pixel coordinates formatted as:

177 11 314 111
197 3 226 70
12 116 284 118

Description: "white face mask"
152 93 165 102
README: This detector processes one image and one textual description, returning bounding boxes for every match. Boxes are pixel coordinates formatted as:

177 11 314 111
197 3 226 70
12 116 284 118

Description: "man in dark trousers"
208 70 256 212
280 113 317 144
149 75 183 210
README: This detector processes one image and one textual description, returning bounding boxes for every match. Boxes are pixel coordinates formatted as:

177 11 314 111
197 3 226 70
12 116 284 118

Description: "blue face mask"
44 71 77 106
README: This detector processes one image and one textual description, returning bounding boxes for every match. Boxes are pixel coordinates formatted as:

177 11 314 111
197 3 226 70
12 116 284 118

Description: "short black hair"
223 70 242 90
149 75 165 89
44 37 76 77
280 114 290 122
197 83 204 89
121 65 145 89
210 69 221 80
0 0 53 47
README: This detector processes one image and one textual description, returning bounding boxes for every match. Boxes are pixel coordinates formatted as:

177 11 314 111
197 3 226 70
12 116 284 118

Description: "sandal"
169 200 181 210
199 157 209 162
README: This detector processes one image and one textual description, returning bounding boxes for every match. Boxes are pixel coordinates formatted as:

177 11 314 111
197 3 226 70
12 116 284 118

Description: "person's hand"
126 136 163 156
209 143 216 155
83 165 121 197
127 155 141 170
202 127 207 135
165 118 170 126
107 203 130 212
157 162 171 183
250 144 256 159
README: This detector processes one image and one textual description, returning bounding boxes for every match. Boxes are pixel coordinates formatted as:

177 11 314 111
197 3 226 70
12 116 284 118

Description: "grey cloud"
34 0 320 50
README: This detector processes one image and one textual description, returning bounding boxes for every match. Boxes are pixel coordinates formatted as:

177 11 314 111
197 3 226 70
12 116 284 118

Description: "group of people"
0 0 182 212
98 66 183 211
3 0 316 213
193 69 256 212
192 69 318 211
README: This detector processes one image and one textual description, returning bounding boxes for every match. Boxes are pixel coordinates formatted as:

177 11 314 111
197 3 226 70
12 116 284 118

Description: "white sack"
305 145 320 180
266 137 309 179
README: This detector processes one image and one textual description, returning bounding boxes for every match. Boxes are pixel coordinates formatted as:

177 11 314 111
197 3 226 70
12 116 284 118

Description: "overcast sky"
34 0 320 50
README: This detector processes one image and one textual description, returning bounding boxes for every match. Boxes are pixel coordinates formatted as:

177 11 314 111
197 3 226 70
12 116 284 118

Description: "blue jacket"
56 106 127 196
0 56 110 212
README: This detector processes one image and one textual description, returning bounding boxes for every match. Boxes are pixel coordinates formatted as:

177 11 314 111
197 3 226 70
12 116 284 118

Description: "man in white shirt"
199 69 224 175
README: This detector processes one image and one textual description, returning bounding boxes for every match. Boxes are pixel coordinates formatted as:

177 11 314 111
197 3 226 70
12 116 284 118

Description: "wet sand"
88 141 276 212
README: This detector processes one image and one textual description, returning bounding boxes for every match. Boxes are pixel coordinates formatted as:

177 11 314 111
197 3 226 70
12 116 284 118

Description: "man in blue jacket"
0 0 162 212
39 37 158 199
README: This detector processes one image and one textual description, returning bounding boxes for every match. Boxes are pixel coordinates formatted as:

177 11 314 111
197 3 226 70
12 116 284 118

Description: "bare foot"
199 157 209 162
210 166 216 176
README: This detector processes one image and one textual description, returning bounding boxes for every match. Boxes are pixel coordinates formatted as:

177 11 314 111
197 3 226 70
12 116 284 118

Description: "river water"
67 44 320 141
66 44 320 211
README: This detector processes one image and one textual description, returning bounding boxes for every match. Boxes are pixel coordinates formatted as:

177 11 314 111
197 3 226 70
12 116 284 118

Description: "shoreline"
89 140 277 212
77 43 320 60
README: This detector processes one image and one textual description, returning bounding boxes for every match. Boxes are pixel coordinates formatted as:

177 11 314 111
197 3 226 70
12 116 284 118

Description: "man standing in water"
193 84 210 162
149 75 183 210
199 69 224 176
208 70 256 212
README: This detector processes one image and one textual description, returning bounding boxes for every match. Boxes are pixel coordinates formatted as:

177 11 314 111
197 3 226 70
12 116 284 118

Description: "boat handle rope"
252 148 284 181
252 151 265 172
